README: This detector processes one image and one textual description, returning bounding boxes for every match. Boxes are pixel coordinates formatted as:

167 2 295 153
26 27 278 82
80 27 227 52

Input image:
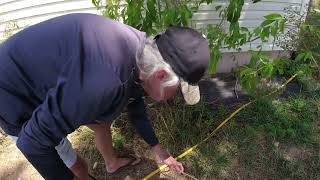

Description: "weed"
111 129 125 151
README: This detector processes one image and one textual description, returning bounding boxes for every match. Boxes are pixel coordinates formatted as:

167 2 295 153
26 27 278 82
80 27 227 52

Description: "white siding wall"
0 0 100 41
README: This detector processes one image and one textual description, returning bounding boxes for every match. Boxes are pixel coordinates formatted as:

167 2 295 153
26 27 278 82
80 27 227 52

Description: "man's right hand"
70 155 89 180
151 144 184 174
163 156 184 174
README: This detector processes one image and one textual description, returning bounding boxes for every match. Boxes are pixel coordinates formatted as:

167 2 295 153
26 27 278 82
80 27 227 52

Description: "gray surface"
199 73 302 110
199 74 250 110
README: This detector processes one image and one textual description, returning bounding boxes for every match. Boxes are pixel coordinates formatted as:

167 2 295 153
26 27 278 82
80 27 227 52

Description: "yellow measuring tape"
143 73 300 180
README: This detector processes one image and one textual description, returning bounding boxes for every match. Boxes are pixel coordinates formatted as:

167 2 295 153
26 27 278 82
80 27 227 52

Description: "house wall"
0 0 99 41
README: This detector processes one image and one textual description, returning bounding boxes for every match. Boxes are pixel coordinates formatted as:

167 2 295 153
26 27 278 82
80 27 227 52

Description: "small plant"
112 130 125 151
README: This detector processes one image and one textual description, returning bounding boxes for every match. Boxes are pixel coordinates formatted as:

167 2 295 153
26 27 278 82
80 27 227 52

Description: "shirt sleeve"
16 58 122 180
127 94 159 147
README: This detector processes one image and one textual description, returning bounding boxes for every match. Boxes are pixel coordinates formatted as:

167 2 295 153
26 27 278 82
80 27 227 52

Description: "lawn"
142 89 319 179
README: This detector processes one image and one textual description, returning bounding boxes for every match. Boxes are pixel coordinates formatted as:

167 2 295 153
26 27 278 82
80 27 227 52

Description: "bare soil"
0 128 187 180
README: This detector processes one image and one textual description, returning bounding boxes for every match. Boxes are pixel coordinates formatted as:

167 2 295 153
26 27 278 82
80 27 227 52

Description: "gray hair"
137 38 179 87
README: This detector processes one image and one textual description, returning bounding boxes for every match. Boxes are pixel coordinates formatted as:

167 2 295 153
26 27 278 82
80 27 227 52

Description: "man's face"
140 69 179 102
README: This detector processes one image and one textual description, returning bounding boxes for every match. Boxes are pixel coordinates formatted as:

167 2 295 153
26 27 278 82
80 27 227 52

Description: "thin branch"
221 36 260 49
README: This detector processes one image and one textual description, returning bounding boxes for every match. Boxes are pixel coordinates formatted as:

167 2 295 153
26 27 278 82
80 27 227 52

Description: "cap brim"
180 81 200 105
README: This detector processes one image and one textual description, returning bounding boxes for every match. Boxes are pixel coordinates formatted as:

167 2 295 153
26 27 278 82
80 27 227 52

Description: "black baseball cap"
155 26 210 105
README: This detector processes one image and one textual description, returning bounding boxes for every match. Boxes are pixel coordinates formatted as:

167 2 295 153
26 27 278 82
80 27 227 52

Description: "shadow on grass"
199 74 250 109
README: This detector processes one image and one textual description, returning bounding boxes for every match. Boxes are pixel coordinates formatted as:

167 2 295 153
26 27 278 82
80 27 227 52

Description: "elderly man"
0 13 209 179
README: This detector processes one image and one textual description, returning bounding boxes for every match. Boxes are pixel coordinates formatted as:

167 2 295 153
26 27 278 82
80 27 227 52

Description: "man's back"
0 13 145 101
0 13 146 137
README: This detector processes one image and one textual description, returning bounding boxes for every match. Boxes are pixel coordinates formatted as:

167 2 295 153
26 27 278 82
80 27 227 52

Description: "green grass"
237 96 317 145
136 89 320 179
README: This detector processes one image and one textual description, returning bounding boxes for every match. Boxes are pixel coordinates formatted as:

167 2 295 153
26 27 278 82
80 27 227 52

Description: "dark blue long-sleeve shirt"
0 13 158 179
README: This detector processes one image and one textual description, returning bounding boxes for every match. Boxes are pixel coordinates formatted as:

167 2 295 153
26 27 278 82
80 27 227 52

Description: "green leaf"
261 19 274 27
252 0 262 3
208 48 222 74
304 51 314 62
227 0 244 23
271 24 278 37
241 27 249 32
92 0 100 8
180 5 193 26
163 9 176 26
279 19 286 32
201 0 214 4
274 58 288 75
219 8 226 18
240 67 257 92
277 67 284 75
248 51 260 68
295 52 307 62
215 5 222 11
261 26 270 41
254 27 262 36
147 0 157 18
262 62 274 77
125 0 144 28
240 67 250 78
264 13 282 21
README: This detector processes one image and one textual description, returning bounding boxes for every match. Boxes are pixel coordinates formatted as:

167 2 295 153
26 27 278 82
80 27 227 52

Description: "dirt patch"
0 134 42 180
276 142 313 161
0 128 164 180
218 158 242 179
69 127 164 180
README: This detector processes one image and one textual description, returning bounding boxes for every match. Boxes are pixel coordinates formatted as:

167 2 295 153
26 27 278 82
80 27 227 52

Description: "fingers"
178 162 184 173
175 162 184 173
169 162 184 174
130 154 141 165
163 156 184 174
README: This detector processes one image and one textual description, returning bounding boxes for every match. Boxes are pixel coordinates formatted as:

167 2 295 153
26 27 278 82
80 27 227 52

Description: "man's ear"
155 69 168 81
